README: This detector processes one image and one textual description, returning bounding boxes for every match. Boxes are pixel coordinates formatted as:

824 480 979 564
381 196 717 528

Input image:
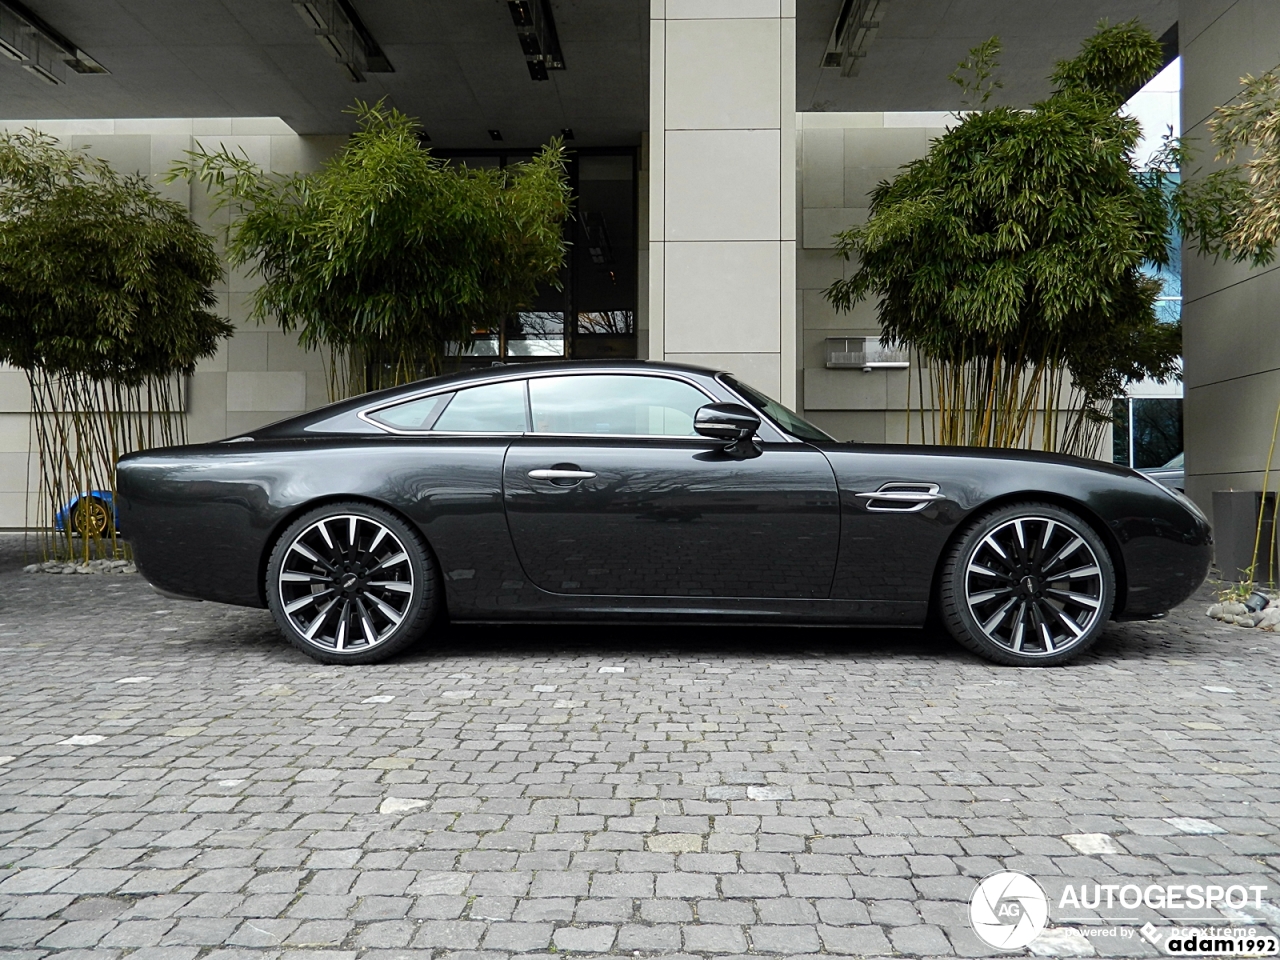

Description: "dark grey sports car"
117 361 1211 667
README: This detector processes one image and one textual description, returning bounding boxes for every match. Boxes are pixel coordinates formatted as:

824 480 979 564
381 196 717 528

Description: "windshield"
1164 452 1184 469
722 375 833 442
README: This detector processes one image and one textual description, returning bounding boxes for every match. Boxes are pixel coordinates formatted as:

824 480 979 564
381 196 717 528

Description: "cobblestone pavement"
1 534 1279 960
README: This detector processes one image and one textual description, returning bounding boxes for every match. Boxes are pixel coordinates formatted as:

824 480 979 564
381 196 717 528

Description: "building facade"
0 0 1270 537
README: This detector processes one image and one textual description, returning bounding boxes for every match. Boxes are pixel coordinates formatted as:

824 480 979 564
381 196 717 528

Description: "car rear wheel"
266 502 440 665
938 502 1115 666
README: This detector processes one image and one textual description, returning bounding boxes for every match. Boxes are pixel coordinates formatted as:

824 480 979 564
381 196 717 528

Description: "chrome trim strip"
856 483 945 513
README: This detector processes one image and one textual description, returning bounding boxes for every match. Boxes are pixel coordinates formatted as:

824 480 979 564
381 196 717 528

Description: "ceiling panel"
0 0 1175 147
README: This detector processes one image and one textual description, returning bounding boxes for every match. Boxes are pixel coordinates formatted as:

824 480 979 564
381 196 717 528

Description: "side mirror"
695 403 761 457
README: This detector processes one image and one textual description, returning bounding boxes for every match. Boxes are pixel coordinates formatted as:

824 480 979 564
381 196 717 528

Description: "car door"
501 372 840 599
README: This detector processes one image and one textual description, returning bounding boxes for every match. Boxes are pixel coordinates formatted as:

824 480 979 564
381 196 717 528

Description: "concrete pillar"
648 0 797 404
1180 0 1280 523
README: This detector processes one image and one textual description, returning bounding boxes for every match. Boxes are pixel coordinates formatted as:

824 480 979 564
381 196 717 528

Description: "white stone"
410 872 472 896
442 689 476 699
59 735 105 745
646 833 704 852
379 797 428 815
218 779 246 787
599 666 625 673
1029 927 1096 956
533 685 557 692
1063 833 1122 855
1164 816 1226 835
0 756 14 766
116 676 153 684
362 695 394 703
1202 685 1236 693
747 784 791 800
495 723 527 731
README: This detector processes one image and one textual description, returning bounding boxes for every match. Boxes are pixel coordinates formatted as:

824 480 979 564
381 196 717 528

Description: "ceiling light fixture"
507 0 564 82
0 0 108 84
820 0 887 76
489 129 504 142
293 0 392 82
560 127 574 141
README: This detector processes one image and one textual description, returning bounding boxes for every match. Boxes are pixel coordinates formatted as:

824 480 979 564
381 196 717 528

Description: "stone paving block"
481 921 553 952
99 919 177 947
159 917 241 945
411 919 486 949
817 922 893 955
682 923 747 954
553 924 617 952
750 923 821 953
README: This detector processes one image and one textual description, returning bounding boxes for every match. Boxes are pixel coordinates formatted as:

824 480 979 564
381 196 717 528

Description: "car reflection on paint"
1139 451 1185 492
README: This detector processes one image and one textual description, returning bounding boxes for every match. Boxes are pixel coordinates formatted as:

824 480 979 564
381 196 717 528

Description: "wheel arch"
927 490 1130 621
256 495 447 615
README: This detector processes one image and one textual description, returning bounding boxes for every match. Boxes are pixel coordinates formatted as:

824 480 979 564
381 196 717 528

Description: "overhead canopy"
0 0 1174 145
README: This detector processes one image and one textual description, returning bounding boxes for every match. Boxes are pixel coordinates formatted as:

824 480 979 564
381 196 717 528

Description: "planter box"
1213 490 1277 583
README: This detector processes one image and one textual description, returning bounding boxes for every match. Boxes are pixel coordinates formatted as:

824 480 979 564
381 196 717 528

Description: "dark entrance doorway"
436 147 639 369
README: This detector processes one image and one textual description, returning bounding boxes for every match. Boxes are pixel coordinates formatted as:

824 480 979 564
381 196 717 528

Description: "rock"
1222 602 1249 617
1208 603 1224 619
1233 614 1256 627
1257 608 1280 631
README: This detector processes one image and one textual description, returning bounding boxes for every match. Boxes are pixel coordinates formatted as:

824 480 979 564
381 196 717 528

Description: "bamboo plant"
825 22 1182 456
0 130 230 562
169 101 572 397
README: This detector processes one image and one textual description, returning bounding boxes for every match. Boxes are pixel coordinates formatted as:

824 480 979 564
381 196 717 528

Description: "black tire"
938 501 1116 666
265 501 440 665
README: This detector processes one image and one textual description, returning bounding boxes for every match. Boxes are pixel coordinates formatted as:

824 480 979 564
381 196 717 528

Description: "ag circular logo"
968 871 1049 950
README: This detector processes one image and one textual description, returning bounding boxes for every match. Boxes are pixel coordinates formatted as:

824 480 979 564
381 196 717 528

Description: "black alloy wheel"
265 502 439 664
939 502 1115 666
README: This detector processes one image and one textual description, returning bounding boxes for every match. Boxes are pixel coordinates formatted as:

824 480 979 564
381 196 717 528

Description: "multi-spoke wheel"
939 502 1115 666
265 502 439 664
72 496 112 538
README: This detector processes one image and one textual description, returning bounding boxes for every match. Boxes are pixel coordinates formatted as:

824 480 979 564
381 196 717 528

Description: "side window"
529 374 707 437
432 380 528 433
367 393 452 432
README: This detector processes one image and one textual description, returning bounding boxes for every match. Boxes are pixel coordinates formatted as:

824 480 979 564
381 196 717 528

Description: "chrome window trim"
357 369 726 441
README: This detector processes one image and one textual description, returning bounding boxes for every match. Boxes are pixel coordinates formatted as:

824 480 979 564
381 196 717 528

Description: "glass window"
529 374 708 437
723 376 833 442
432 380 528 433
367 393 452 432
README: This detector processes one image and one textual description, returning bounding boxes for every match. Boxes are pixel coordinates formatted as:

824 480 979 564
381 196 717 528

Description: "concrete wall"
0 118 344 528
648 0 797 404
796 111 949 441
1180 0 1280 523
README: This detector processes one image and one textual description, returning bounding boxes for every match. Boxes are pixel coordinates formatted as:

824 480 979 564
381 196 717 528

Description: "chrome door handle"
528 469 597 481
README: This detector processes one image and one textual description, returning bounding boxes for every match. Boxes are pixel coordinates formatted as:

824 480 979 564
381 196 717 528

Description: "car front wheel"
938 502 1116 666
265 502 440 665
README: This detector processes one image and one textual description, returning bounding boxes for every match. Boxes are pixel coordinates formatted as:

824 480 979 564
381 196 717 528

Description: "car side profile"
116 361 1211 667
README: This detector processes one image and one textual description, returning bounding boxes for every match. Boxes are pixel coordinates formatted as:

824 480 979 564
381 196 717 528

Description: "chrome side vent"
855 482 944 513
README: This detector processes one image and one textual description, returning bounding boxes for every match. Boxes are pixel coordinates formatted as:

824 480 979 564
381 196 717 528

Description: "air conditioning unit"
825 337 909 370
